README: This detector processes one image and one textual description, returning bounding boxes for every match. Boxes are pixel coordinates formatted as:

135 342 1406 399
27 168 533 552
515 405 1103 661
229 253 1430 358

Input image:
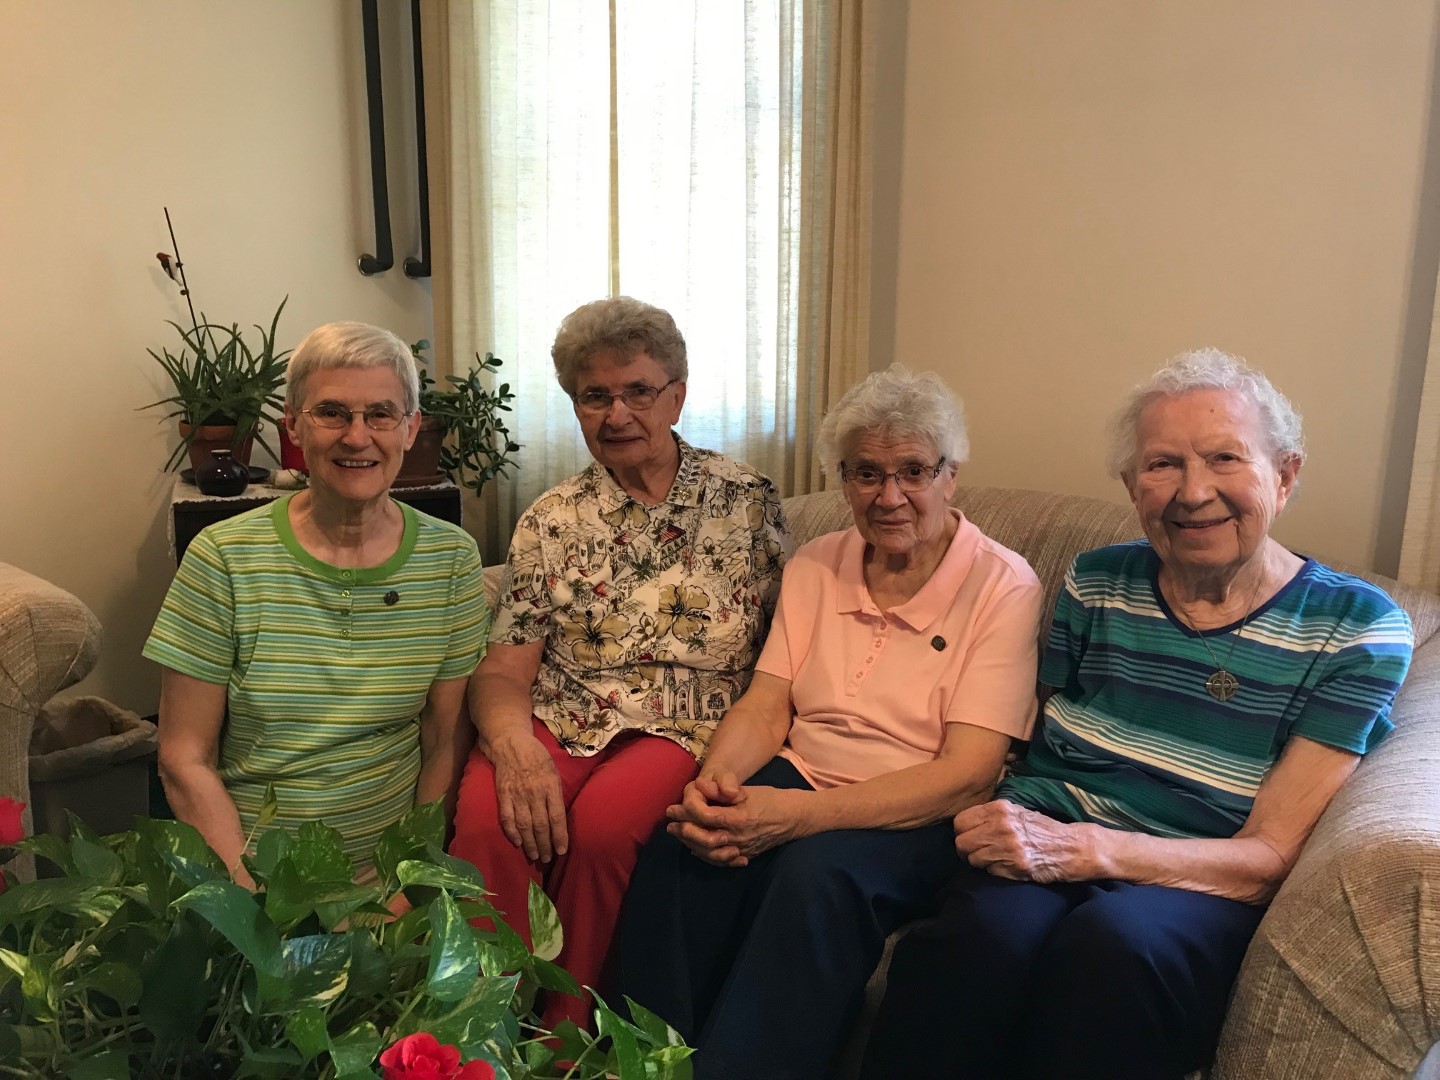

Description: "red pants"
449 718 697 1032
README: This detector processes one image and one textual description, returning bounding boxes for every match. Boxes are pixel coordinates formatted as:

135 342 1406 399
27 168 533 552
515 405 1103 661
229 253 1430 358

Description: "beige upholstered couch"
483 484 1440 1078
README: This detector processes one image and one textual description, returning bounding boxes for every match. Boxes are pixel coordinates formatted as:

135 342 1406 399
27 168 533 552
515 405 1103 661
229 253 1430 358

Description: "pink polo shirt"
757 509 1042 790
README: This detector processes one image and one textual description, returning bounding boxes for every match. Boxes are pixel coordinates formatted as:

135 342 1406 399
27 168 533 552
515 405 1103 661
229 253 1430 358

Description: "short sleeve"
943 569 1043 739
1289 606 1413 754
142 529 237 685
1039 559 1088 691
436 538 490 681
488 507 554 646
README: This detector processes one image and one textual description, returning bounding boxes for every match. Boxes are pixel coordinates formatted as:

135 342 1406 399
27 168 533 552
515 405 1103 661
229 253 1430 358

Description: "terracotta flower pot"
179 422 256 473
392 417 446 488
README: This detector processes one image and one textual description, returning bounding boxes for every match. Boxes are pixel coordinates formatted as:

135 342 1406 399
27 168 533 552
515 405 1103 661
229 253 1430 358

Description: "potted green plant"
143 298 291 472
396 341 520 495
0 799 693 1078
142 212 292 473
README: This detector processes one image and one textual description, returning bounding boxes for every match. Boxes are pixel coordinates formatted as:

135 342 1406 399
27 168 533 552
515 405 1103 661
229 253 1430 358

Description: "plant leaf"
426 890 481 1002
290 821 353 884
70 835 123 885
284 1005 330 1060
264 857 376 930
327 1019 382 1076
255 782 280 831
528 881 564 961
397 858 490 899
527 955 580 995
61 961 143 1008
136 817 225 888
173 880 284 977
416 973 519 1050
594 1001 647 1079
138 911 213 1041
255 933 352 1011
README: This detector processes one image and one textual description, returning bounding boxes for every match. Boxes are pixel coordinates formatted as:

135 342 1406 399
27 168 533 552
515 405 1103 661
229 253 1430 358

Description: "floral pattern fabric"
492 436 788 758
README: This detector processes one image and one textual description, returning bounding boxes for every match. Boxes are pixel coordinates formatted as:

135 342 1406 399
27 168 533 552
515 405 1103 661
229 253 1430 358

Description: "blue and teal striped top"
998 542 1412 840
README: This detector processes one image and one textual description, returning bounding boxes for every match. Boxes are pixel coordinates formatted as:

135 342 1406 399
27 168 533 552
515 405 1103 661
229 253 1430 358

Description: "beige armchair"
0 563 103 880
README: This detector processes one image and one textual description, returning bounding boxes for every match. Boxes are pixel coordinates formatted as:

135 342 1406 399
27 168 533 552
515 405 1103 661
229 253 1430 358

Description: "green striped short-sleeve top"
999 541 1412 840
144 494 490 865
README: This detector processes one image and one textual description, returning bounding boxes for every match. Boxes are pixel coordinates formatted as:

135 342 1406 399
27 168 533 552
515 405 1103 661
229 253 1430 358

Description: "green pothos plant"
0 796 691 1079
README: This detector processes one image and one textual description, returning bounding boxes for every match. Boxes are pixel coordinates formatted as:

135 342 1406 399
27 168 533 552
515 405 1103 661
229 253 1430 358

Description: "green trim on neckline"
270 493 418 582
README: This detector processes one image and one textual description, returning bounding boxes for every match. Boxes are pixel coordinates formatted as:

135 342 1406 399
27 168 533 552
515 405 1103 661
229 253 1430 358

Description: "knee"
1042 898 1158 984
567 805 669 868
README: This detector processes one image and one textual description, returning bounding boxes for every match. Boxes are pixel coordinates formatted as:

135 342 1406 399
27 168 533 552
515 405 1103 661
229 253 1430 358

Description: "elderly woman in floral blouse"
450 296 787 1031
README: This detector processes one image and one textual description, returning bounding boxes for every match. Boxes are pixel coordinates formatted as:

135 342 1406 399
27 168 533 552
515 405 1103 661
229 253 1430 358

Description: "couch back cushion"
780 485 1440 650
783 486 1141 646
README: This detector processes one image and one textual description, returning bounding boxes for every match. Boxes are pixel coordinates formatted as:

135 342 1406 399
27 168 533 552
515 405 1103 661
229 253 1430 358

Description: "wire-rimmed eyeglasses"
301 403 412 431
573 379 679 414
839 459 948 493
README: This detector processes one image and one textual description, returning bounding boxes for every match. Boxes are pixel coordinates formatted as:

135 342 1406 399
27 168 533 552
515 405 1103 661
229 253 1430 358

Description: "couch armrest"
0 564 102 796
1213 636 1440 1079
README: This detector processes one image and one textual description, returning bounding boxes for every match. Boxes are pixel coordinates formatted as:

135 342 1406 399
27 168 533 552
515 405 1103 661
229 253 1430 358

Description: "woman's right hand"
489 731 568 862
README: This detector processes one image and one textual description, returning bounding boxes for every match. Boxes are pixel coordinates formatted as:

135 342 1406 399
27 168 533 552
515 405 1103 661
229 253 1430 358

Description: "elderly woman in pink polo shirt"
618 366 1044 1080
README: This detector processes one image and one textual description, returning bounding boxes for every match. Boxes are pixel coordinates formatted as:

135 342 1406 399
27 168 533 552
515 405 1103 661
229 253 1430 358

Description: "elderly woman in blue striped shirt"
862 349 1413 1080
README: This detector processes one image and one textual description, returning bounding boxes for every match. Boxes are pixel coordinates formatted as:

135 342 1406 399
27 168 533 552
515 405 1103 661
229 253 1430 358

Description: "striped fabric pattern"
999 541 1413 839
144 495 490 866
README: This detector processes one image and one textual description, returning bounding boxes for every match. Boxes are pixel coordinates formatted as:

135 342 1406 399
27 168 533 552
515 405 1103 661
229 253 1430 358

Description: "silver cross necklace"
1173 574 1266 702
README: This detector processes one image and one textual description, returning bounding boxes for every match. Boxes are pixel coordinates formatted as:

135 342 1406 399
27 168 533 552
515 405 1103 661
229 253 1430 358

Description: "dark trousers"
859 865 1266 1080
618 757 957 1080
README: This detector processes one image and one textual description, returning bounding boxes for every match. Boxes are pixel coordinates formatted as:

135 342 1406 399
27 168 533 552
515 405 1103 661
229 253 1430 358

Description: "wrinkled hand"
666 773 803 867
490 732 567 863
953 800 1091 884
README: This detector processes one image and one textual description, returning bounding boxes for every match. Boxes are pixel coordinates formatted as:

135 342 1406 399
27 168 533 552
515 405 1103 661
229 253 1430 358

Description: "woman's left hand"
667 784 805 867
953 800 1095 883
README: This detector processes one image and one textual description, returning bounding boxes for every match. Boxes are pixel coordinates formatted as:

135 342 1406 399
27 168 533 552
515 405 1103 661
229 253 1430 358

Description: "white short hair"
817 365 969 479
1108 347 1303 479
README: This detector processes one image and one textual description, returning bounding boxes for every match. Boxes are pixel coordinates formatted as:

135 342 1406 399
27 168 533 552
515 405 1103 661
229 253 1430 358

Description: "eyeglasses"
574 379 679 414
302 403 412 431
840 459 948 493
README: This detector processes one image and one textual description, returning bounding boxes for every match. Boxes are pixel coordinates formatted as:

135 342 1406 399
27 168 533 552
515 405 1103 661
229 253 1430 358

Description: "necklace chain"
1172 575 1266 702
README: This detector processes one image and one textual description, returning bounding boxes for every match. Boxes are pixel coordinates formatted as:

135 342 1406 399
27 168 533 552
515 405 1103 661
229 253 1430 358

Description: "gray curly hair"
817 365 969 479
1107 347 1304 479
551 296 688 396
285 322 419 414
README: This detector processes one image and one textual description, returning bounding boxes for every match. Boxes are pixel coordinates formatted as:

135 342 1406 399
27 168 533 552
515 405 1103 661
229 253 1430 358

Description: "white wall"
878 1 1440 574
0 1 434 715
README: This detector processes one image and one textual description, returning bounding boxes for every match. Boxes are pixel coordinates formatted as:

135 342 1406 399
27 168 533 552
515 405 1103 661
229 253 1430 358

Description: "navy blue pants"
859 865 1266 1080
618 758 958 1080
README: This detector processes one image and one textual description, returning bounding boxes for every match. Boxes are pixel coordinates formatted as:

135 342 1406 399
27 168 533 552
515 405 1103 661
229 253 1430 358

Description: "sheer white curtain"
425 0 872 554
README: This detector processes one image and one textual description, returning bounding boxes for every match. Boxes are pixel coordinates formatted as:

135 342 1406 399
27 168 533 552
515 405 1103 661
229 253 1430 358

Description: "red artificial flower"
0 798 26 896
379 1033 495 1080
0 799 25 846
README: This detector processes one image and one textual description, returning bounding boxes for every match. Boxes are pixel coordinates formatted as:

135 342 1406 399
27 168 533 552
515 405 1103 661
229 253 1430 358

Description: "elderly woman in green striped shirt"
145 322 489 884
863 349 1413 1080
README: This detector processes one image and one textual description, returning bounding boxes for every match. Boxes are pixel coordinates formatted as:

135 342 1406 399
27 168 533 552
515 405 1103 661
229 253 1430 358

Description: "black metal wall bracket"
403 0 431 278
358 0 394 276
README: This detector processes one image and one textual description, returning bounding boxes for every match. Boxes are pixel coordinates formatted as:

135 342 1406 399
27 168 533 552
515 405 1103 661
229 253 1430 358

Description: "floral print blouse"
492 436 789 758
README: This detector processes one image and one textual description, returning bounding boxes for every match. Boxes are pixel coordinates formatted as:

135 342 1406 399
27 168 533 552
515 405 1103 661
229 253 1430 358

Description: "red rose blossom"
379 1033 495 1080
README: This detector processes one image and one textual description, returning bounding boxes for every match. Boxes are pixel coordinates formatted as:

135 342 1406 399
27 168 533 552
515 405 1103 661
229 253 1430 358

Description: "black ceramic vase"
196 449 250 496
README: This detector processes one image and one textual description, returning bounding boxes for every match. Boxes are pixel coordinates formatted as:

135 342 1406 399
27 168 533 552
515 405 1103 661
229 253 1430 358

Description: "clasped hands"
953 799 1093 884
665 771 802 868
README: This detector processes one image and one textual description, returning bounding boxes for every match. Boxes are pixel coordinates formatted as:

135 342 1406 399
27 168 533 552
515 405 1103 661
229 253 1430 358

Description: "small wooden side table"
167 476 463 564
